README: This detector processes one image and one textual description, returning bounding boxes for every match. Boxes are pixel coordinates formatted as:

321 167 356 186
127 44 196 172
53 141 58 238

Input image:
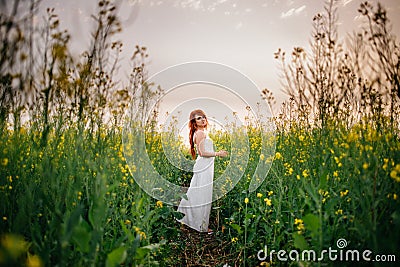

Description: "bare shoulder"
194 130 206 142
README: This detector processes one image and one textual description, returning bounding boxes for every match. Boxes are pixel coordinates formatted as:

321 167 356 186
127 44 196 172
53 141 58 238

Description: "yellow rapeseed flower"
139 231 146 240
294 218 303 225
275 152 283 160
264 198 272 206
268 191 273 196
390 168 400 182
362 163 369 170
284 163 293 176
334 156 343 167
340 142 350 149
26 253 43 267
347 131 359 142
1 158 8 166
257 193 263 198
340 190 349 197
393 193 397 200
396 164 400 172
231 237 238 243
383 158 389 170
294 218 305 232
156 200 163 208
335 209 343 215
244 197 249 204
1 234 28 257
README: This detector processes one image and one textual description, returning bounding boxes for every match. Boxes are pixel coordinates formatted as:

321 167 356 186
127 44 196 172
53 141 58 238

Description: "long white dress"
177 130 214 232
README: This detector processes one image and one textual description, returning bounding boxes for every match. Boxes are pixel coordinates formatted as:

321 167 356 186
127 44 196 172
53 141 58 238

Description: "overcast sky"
36 0 400 123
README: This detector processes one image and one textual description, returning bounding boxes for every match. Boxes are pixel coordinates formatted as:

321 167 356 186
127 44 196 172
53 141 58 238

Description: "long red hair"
188 109 207 159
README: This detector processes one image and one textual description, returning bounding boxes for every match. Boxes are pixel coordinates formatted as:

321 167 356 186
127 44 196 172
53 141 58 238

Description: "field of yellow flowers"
0 118 399 266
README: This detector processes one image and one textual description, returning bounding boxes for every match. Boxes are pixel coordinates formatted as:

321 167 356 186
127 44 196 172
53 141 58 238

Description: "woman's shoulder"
194 129 207 140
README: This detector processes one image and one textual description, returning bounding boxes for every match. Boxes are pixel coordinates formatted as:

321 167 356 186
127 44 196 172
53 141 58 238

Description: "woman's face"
194 114 207 128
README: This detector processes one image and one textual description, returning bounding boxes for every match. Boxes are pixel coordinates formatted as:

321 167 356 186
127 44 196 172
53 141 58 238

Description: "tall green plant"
275 0 400 130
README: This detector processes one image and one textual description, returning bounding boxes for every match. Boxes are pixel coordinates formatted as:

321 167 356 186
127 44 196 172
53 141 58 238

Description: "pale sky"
33 0 400 120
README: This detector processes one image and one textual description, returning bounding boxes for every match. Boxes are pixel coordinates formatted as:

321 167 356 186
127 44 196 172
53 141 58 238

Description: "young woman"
177 109 228 233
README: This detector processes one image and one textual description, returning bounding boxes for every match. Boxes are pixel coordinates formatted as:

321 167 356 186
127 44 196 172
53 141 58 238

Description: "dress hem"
175 218 208 233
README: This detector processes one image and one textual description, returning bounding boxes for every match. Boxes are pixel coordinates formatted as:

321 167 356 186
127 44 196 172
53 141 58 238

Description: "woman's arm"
195 130 228 158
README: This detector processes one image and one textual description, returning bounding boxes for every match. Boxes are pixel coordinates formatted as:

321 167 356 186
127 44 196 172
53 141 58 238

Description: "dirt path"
176 224 235 266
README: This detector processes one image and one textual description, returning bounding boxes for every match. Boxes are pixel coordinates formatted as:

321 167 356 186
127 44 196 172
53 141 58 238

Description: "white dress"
177 130 214 232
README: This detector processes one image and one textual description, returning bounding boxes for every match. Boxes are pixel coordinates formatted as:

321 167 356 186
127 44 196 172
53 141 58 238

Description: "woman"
177 109 228 233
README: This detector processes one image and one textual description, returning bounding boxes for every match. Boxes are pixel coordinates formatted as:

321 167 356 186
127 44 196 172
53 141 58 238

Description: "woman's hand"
216 150 228 157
